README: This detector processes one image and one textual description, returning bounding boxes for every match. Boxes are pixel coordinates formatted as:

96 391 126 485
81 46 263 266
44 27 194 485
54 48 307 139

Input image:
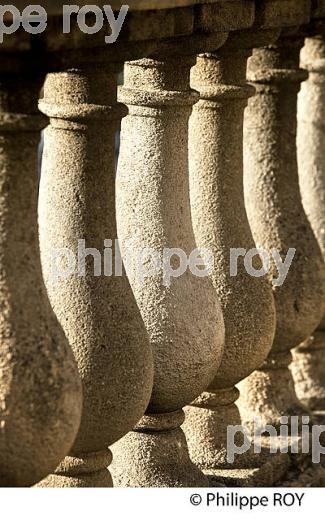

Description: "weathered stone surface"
1 0 325 490
0 58 82 486
239 32 325 429
292 335 325 410
0 0 318 56
291 33 325 411
112 412 209 487
184 30 276 476
254 0 311 29
37 64 153 487
195 0 255 33
13 0 217 14
111 55 225 487
207 452 289 487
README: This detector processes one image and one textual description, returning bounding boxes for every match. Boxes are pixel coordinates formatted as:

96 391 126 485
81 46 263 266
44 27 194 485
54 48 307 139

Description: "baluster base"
111 410 208 487
184 388 267 469
291 332 325 412
238 352 309 432
184 388 292 486
35 450 113 487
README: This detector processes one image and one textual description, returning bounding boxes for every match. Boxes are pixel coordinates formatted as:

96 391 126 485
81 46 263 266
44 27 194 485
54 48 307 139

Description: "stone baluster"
183 31 276 479
291 31 325 412
37 62 153 487
0 57 82 486
239 31 325 430
111 54 225 487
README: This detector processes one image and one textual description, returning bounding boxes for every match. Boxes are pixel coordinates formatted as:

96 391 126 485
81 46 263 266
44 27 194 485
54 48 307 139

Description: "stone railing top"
11 0 325 16
1 0 325 63
14 0 216 14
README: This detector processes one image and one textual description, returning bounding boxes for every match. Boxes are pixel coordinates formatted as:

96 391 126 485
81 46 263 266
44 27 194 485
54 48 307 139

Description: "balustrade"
36 62 153 487
183 30 277 484
0 0 324 489
0 55 82 486
239 31 325 431
111 52 225 487
292 28 325 414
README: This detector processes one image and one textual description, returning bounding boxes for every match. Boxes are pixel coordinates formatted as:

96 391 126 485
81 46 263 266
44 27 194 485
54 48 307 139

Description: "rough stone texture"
183 30 276 476
112 411 209 487
0 60 82 486
239 32 325 430
0 0 318 56
1 0 325 490
206 433 325 487
37 65 153 487
292 334 325 410
291 33 325 411
207 451 289 487
195 0 255 33
14 0 217 13
111 55 225 487
207 435 325 487
254 0 311 30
